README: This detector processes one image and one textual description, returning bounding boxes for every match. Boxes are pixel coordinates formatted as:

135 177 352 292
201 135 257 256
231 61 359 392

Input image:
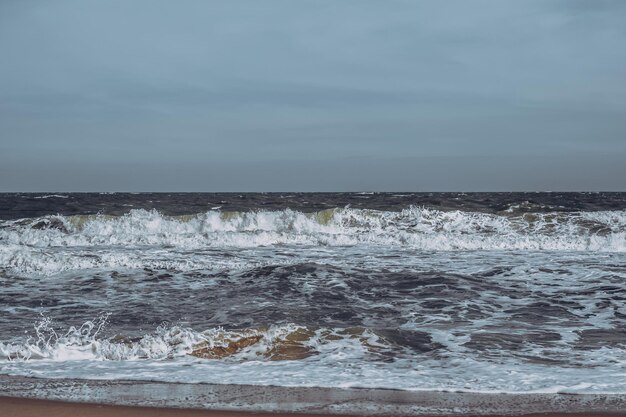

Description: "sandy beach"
2 396 626 417
1 375 626 416
0 396 332 417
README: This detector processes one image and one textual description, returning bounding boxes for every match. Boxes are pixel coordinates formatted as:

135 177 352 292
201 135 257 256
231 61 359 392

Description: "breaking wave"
2 316 625 393
1 207 625 252
0 316 391 363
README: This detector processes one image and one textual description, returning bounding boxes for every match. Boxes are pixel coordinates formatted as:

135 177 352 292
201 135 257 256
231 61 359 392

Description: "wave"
1 207 625 252
2 317 625 393
0 317 393 363
31 194 70 199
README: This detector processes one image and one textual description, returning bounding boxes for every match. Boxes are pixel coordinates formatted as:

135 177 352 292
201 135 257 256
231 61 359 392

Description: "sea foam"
1 207 625 251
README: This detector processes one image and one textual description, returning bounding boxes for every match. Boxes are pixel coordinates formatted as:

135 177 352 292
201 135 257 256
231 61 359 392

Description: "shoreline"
1 375 625 416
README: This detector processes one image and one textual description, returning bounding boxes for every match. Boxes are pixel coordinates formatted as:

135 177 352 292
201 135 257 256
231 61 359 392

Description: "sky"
1 0 625 191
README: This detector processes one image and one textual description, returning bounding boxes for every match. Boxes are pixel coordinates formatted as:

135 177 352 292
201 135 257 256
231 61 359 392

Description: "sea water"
0 193 625 393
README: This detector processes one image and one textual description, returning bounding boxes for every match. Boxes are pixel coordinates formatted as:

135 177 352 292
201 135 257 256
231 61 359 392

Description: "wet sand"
1 375 626 416
2 396 625 417
0 396 330 417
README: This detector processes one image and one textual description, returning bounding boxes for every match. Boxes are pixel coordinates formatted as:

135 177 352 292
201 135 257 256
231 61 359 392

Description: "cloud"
1 0 625 190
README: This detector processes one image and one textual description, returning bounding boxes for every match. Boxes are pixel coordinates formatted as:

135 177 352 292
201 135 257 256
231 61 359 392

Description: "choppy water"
0 193 625 393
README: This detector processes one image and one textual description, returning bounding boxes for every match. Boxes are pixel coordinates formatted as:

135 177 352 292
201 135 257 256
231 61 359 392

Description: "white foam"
2 208 625 275
1 318 625 394
1 207 624 251
31 195 69 199
0 318 376 363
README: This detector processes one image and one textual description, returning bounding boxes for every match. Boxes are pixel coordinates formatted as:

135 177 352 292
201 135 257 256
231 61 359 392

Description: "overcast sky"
1 0 625 191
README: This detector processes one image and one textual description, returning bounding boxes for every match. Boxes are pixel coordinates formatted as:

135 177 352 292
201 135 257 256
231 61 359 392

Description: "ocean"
1 192 625 394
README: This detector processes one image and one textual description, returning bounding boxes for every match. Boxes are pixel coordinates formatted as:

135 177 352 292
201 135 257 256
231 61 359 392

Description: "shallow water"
0 193 625 393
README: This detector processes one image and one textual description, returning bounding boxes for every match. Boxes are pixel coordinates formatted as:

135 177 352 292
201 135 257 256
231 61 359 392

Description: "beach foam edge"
1 375 625 416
